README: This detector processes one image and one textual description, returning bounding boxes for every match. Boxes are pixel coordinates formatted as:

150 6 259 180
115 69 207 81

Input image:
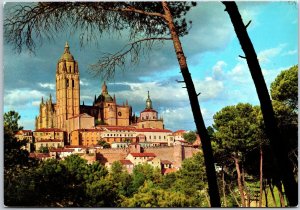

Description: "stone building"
136 91 164 129
35 43 133 133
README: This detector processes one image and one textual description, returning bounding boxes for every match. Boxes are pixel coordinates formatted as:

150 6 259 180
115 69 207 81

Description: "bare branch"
176 79 185 83
245 20 252 28
89 36 171 79
239 55 246 59
197 92 201 96
110 6 165 19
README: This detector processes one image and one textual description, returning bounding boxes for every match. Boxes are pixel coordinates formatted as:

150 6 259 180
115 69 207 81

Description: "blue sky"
3 2 298 132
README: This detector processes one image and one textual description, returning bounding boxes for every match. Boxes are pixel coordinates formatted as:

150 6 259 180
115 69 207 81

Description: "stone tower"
56 42 80 130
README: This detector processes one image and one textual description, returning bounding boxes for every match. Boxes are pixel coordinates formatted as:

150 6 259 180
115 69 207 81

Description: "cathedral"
35 43 164 134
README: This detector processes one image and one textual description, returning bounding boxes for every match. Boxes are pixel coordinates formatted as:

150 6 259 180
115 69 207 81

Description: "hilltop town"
15 43 201 174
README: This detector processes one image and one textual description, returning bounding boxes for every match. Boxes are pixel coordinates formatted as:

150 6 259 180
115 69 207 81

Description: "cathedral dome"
60 42 74 61
95 81 114 103
98 93 113 102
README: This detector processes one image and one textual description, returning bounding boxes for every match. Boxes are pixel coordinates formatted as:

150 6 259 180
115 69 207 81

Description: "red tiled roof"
29 153 50 159
35 139 63 143
141 108 158 113
129 152 156 157
65 145 87 149
173 130 186 134
35 128 63 132
103 126 135 131
147 157 155 161
73 128 103 132
49 148 74 153
16 130 32 135
135 128 172 133
161 160 173 165
119 159 133 165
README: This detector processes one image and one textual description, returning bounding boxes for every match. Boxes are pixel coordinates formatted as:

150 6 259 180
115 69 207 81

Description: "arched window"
66 79 69 88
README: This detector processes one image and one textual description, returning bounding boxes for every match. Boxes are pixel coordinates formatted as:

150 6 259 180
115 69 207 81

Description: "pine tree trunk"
242 167 251 207
259 147 263 207
233 153 246 207
222 2 298 206
263 181 268 207
222 167 227 207
269 182 278 207
228 183 241 207
275 182 286 207
162 1 221 207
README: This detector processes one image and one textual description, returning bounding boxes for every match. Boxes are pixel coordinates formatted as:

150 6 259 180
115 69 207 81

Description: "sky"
3 1 298 132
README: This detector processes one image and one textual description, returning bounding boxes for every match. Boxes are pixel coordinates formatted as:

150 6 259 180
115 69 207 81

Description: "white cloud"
161 106 210 131
32 101 41 106
257 44 286 63
111 78 224 108
283 49 297 56
38 82 55 90
80 79 89 86
213 61 227 80
4 89 44 109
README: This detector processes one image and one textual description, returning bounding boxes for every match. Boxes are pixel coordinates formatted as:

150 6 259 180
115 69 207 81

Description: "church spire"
64 41 70 54
102 81 108 94
146 91 152 109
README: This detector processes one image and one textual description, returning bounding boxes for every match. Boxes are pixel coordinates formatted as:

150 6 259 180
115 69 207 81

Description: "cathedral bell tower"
56 42 80 130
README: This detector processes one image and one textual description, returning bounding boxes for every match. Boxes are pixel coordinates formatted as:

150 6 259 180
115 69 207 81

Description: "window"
72 79 74 88
66 79 69 87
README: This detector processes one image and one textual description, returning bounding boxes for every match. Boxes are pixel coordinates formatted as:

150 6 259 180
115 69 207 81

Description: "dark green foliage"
4 110 23 133
121 181 198 207
109 161 132 197
213 103 260 155
38 145 49 153
183 130 197 144
129 163 162 194
97 140 111 148
271 65 298 110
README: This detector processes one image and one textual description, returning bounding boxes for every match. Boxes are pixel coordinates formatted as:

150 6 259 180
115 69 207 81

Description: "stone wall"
96 148 129 164
96 145 200 165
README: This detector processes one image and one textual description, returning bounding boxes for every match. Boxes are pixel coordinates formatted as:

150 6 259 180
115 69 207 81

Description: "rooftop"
119 159 133 165
35 128 63 132
129 152 156 157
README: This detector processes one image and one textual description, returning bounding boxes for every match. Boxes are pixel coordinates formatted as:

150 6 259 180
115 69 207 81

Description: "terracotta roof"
49 148 74 153
162 168 177 175
16 130 32 134
65 145 87 149
141 109 158 113
35 128 63 132
102 126 135 131
74 128 103 132
135 128 172 133
35 139 63 143
161 160 173 165
29 153 50 159
173 130 186 134
120 159 133 165
129 152 156 157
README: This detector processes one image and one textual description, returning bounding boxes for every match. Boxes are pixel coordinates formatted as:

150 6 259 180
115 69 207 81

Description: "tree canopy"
271 65 298 110
183 131 197 144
